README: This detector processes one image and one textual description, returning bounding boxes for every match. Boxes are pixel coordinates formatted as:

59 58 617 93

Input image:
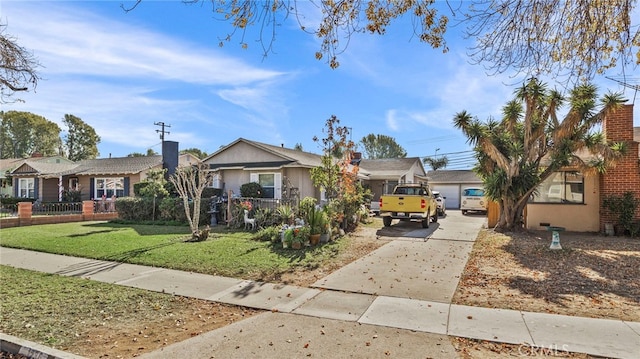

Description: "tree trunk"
495 197 526 232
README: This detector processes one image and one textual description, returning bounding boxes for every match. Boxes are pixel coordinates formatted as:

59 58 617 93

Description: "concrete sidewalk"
2 249 639 358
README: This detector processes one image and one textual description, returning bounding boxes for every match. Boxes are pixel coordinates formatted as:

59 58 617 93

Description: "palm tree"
423 156 449 171
454 78 626 231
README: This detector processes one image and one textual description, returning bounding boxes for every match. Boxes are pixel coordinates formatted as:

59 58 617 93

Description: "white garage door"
431 185 460 209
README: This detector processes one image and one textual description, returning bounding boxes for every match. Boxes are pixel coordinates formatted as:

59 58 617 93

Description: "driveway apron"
312 211 486 303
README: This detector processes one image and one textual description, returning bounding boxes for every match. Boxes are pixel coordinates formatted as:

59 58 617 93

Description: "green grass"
0 221 348 280
0 265 186 349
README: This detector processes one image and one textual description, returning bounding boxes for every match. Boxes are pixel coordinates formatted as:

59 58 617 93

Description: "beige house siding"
215 142 285 163
525 174 600 232
283 167 317 200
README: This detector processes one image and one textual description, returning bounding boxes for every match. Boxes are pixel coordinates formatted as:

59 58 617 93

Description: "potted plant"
319 211 331 243
291 226 310 249
603 192 640 236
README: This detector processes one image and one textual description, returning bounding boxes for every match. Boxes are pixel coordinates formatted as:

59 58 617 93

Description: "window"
95 177 125 198
463 188 485 197
69 177 79 191
530 172 584 204
18 178 35 198
209 172 222 189
258 173 275 198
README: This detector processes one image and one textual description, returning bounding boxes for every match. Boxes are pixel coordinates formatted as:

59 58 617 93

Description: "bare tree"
464 0 640 84
169 162 216 241
1 24 40 103
122 1 638 83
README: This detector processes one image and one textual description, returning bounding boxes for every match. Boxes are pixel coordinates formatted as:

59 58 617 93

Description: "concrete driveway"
312 211 486 303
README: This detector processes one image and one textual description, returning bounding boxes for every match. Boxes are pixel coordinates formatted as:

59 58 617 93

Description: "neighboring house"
9 142 190 202
1 158 30 197
203 138 324 201
526 104 639 232
358 157 428 202
425 170 483 210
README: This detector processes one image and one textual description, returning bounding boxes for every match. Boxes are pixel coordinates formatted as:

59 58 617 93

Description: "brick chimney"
599 104 640 230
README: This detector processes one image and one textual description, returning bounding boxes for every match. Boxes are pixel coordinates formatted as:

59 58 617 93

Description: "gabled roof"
205 138 323 169
10 155 164 178
68 155 163 176
10 159 78 178
0 158 25 178
359 157 426 179
426 170 483 184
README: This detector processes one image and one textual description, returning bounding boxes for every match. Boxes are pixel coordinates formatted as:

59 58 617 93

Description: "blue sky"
2 1 639 169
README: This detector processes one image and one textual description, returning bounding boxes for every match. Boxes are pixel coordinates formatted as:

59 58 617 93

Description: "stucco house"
358 157 428 201
525 104 639 232
202 138 324 201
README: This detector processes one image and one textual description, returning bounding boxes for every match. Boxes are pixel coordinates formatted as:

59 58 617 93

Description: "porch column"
58 176 63 202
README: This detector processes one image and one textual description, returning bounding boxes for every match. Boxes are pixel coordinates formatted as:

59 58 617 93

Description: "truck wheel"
462 210 467 215
431 210 438 223
383 216 392 227
421 218 429 228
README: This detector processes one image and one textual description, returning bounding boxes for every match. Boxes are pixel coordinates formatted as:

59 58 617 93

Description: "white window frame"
249 172 281 199
18 178 35 198
95 177 125 199
209 172 222 189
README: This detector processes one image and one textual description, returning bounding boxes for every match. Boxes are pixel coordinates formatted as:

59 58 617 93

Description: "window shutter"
89 178 95 199
274 173 282 199
124 177 130 196
13 178 18 197
250 173 258 183
33 178 39 199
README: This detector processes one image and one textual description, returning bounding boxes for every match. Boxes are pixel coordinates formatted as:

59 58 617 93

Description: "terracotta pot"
310 234 320 246
291 241 302 249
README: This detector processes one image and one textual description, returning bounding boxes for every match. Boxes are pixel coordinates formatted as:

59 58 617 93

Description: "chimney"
162 141 179 179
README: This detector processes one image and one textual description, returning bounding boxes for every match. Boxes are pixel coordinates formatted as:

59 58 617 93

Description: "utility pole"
154 122 171 141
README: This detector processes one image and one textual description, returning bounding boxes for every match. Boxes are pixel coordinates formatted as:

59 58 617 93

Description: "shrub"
252 225 281 242
240 182 263 198
115 197 157 221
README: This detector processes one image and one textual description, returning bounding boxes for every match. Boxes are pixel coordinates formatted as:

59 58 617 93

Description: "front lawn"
0 221 348 281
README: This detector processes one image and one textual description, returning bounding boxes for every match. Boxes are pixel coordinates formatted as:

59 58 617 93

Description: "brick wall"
599 104 640 230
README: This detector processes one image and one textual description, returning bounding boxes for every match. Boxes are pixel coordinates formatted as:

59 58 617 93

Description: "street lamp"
435 148 440 158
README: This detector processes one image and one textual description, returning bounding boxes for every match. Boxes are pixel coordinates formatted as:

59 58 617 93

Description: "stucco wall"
211 142 284 163
526 174 600 232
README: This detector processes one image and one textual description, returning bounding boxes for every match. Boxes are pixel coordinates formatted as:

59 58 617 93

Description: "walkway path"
1 211 639 358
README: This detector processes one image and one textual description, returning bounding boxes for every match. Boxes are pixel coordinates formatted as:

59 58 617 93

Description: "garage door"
431 185 460 209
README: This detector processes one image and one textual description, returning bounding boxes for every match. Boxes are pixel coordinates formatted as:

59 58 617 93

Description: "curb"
0 333 85 359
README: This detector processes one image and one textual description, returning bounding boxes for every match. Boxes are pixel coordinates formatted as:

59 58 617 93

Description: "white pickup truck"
378 184 438 228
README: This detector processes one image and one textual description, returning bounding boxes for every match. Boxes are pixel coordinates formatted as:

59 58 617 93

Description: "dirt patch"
452 229 640 321
76 298 261 358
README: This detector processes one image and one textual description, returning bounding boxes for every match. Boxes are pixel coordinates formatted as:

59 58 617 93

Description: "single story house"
425 170 484 210
525 104 640 232
203 138 324 202
358 157 429 201
9 141 196 202
202 138 430 205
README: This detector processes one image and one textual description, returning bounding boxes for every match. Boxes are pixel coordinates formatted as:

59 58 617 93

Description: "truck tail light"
379 198 383 209
421 199 426 209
